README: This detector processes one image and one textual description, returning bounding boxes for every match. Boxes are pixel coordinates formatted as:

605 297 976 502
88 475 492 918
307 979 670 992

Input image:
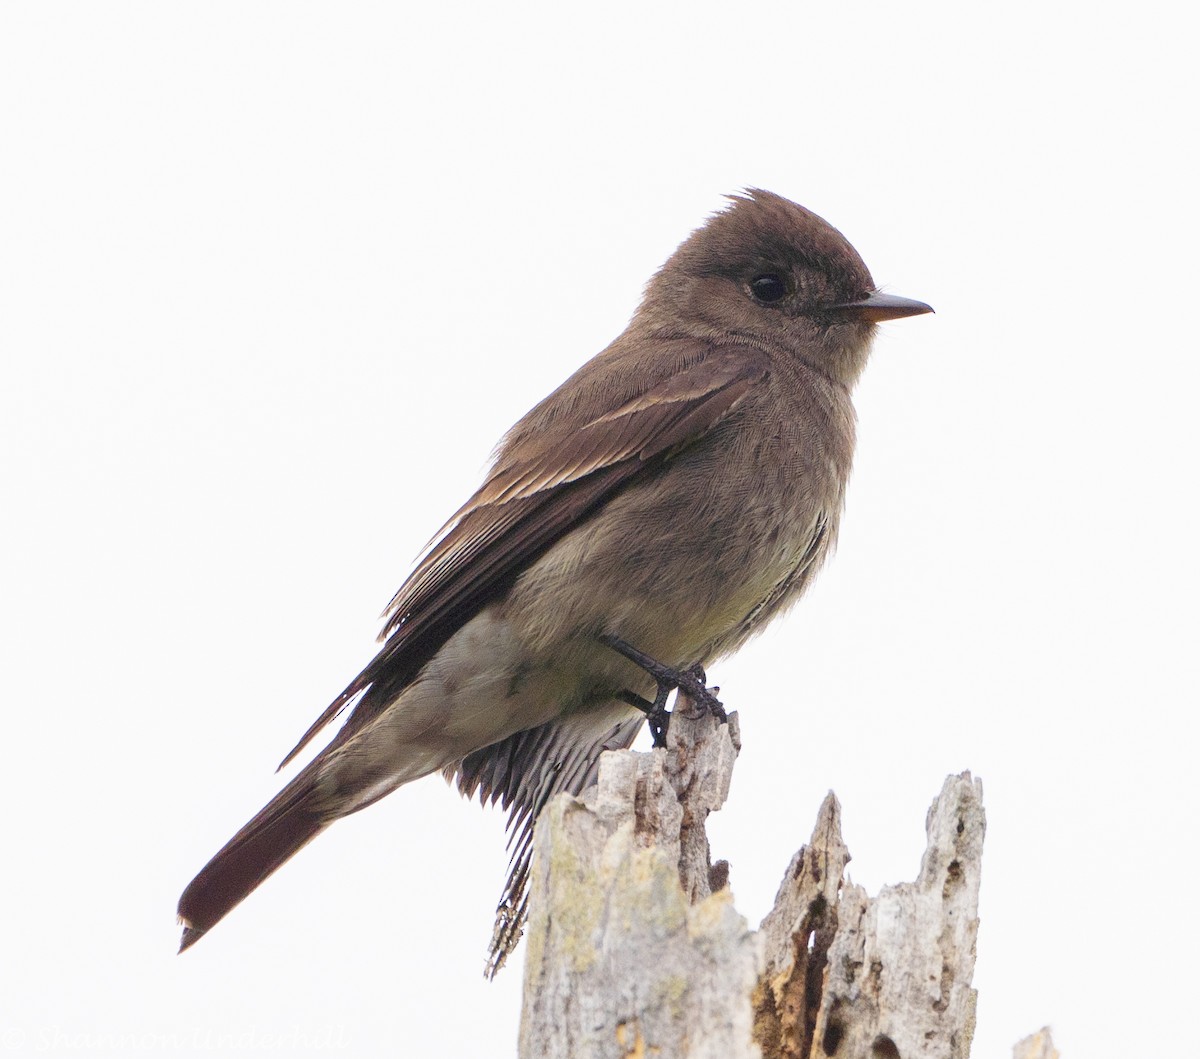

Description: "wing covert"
278 343 769 769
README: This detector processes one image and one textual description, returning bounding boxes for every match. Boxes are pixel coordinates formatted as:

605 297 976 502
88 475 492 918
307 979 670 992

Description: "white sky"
2 3 1196 1057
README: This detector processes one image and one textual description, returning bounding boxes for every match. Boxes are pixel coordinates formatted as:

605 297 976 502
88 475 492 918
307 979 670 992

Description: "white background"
2 3 1196 1056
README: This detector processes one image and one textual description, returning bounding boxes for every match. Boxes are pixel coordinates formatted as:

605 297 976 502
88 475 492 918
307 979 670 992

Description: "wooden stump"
517 705 986 1059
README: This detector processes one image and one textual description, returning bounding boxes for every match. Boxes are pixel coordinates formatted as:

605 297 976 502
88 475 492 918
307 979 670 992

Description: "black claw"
675 664 727 724
618 690 670 747
601 633 726 744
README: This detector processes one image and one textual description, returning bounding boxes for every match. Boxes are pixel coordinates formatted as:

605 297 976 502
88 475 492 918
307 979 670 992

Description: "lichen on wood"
517 701 986 1059
518 706 758 1059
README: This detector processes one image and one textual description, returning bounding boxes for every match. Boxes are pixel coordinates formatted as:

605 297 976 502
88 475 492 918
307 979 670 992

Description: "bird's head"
639 189 932 387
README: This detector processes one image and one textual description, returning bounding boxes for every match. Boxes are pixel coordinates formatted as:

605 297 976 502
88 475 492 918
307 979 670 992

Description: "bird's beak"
830 291 934 322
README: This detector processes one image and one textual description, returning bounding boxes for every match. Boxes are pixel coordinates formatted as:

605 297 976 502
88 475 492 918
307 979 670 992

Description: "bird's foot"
617 688 672 747
601 633 725 749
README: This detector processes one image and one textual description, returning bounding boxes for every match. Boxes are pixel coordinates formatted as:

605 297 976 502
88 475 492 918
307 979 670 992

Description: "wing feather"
277 343 768 770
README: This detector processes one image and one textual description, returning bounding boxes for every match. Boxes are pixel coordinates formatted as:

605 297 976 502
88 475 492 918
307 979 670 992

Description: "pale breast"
502 359 856 670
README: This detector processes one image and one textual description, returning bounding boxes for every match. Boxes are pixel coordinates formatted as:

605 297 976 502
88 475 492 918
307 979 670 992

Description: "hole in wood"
871 1033 901 1059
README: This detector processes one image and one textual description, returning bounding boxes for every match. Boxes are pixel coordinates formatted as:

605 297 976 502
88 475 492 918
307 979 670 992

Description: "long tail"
177 758 329 952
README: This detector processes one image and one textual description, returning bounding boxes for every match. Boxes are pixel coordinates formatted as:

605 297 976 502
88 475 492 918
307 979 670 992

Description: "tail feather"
177 762 328 952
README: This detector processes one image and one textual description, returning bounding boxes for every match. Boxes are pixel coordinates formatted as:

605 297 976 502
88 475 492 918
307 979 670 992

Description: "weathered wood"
1012 1028 1059 1059
517 706 757 1059
754 773 984 1059
752 791 851 1058
518 706 986 1059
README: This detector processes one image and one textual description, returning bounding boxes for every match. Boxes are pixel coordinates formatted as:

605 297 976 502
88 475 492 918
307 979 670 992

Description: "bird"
177 189 932 969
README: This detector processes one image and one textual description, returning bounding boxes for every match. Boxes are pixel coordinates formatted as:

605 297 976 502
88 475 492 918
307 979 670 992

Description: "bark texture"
518 707 986 1059
518 706 757 1059
753 774 984 1059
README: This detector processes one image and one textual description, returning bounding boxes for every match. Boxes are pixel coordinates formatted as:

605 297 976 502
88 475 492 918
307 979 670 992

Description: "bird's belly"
501 446 836 673
319 467 833 815
317 608 580 812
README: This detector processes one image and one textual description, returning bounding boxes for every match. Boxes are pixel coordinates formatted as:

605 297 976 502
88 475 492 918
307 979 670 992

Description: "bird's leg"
600 633 726 748
617 688 672 748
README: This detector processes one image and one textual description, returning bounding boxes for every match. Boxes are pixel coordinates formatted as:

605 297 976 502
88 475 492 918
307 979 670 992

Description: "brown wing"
278 342 769 769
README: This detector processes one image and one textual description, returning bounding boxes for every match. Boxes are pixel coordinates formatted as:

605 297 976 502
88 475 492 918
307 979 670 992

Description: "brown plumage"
177 190 931 967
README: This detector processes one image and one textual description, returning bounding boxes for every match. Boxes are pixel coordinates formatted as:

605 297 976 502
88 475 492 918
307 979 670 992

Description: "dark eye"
749 274 788 303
